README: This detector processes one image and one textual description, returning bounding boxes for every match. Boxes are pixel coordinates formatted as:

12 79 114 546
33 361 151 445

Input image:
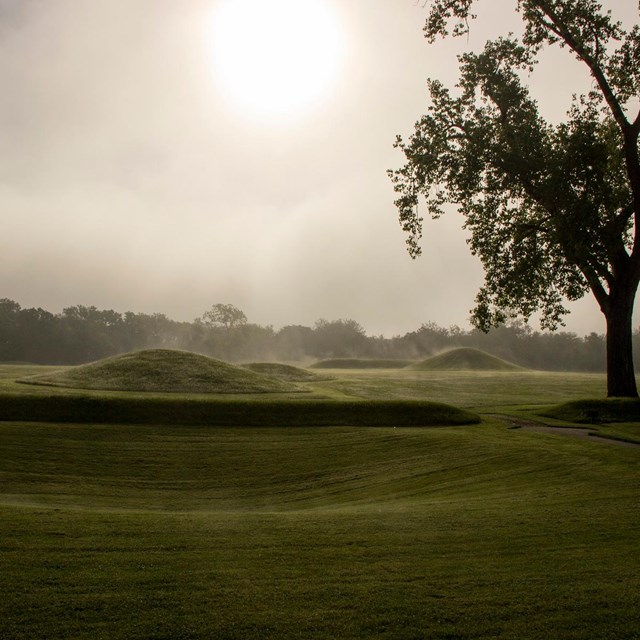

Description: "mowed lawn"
1 366 639 639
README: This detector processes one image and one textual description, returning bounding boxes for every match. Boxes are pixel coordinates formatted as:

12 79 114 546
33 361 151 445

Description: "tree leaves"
201 303 248 330
390 1 639 331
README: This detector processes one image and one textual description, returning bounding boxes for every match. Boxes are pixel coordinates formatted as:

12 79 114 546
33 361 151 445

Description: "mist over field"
0 297 622 372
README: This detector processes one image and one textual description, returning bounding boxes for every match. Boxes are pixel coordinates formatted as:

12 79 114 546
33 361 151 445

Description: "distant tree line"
2 297 638 371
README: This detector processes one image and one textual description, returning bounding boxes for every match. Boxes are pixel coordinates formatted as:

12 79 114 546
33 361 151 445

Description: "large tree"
389 0 640 397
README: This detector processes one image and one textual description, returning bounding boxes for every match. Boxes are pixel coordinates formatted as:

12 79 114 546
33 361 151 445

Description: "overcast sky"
1 0 637 336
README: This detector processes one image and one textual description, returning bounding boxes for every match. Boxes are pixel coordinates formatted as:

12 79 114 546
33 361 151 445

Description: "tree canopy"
389 0 640 396
200 303 248 330
0 297 615 371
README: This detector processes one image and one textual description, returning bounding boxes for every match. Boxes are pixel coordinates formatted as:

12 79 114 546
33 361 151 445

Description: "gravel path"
489 414 640 449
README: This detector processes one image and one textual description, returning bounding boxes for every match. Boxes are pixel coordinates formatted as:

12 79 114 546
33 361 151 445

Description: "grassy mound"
409 347 524 372
0 394 479 427
543 398 640 423
310 358 414 369
19 349 297 394
242 362 331 382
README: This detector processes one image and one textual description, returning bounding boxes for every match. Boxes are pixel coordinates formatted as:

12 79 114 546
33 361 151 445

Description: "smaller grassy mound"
19 349 297 394
543 398 640 424
409 347 524 372
242 362 331 382
310 358 414 369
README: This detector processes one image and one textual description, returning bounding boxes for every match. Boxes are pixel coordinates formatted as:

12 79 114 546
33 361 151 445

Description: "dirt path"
489 414 640 449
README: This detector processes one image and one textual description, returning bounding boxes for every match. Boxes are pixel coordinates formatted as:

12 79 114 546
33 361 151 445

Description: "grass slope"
243 362 331 382
0 394 479 427
18 349 297 394
1 420 639 639
310 358 414 369
409 347 524 371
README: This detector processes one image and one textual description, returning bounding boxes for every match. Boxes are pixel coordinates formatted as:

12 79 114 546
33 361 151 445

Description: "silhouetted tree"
395 321 452 358
200 303 248 331
311 319 368 358
121 312 180 352
275 325 315 361
390 0 640 396
60 306 124 363
231 324 276 361
0 298 21 361
0 296 622 370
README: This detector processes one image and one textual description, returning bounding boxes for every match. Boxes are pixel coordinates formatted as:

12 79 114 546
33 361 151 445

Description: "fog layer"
1 0 635 335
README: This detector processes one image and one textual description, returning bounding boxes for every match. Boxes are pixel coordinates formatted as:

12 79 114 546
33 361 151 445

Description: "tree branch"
533 1 630 131
581 266 611 314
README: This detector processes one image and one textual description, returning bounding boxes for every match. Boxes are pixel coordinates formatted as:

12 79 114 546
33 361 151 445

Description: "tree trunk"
605 294 638 397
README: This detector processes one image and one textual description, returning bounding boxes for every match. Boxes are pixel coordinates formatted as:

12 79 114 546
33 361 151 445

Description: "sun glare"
207 0 345 120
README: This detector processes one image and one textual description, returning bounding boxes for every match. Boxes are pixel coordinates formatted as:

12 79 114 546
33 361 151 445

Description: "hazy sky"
1 0 637 336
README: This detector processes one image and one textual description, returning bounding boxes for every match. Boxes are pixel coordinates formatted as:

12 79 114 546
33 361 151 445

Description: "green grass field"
1 362 639 639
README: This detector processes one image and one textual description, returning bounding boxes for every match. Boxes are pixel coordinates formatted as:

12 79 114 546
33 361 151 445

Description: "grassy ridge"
0 393 479 427
1 420 639 639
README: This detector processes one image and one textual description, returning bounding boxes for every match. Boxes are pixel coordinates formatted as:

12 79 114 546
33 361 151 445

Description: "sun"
207 0 345 120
